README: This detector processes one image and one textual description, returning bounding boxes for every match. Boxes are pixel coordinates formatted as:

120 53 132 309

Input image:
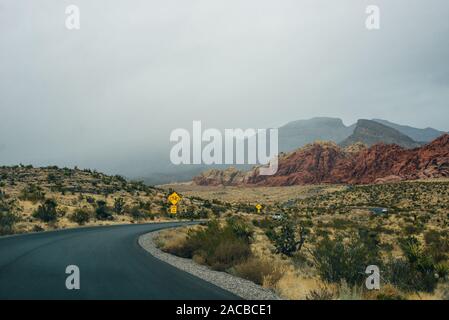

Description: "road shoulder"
138 230 280 300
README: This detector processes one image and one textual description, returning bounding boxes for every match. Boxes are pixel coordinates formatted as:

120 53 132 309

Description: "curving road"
0 222 240 300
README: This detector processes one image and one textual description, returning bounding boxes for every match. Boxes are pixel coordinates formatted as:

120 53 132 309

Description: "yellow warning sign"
168 192 182 205
255 204 262 213
170 205 178 214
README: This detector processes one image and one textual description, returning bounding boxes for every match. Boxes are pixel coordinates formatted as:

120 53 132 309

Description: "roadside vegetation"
2 165 448 300
156 180 449 300
0 165 233 235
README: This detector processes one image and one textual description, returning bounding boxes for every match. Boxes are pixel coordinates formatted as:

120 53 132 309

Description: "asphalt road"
0 222 240 300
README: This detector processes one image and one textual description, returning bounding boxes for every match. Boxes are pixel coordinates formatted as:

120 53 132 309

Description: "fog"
1 0 449 177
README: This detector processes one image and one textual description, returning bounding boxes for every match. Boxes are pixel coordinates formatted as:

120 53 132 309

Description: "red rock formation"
193 134 449 186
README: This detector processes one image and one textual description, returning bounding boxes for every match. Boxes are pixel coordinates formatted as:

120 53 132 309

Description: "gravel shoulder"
138 229 280 300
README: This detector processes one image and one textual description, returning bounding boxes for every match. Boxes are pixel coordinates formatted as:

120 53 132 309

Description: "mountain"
193 134 449 186
278 117 354 152
339 119 422 149
373 119 446 143
157 118 439 184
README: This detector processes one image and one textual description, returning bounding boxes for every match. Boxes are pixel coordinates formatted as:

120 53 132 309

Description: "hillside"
340 119 421 149
0 166 233 235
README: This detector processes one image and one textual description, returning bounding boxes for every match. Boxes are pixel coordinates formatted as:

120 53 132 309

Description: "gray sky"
1 0 449 176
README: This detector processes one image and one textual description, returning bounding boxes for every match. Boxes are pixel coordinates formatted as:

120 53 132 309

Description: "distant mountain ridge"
372 119 446 143
277 117 443 153
278 117 354 152
193 134 449 186
339 119 422 149
147 117 446 185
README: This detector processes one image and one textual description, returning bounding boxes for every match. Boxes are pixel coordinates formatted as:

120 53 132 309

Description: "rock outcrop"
193 134 449 186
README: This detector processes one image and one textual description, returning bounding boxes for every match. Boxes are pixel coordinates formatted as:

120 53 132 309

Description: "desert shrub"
311 233 381 286
32 225 44 232
95 200 113 220
178 210 195 220
0 211 19 234
329 218 357 230
306 285 335 300
195 208 209 219
69 208 91 225
252 217 275 230
208 240 251 270
178 218 253 271
130 206 146 220
424 230 449 263
47 173 59 183
32 199 58 222
113 197 125 214
337 280 365 300
156 228 189 256
19 184 45 202
226 216 253 242
364 284 406 300
291 251 312 269
404 223 423 235
267 218 308 256
385 236 443 293
210 204 227 216
232 257 283 286
0 198 20 235
57 206 68 217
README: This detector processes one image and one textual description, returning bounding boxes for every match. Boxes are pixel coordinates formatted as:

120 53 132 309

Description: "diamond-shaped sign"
255 204 262 213
168 192 182 205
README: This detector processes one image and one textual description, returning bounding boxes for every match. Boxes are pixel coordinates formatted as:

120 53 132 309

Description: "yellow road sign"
255 204 262 213
170 205 177 214
168 192 182 205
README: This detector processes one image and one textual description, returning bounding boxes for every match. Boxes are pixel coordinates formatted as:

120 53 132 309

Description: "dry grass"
154 226 191 252
435 282 449 300
160 183 344 205
231 256 284 286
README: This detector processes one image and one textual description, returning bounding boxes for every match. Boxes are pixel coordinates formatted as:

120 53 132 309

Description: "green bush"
267 218 308 256
130 206 146 220
69 208 91 225
311 233 381 286
179 218 253 271
19 184 45 202
252 217 275 230
95 200 113 220
32 199 58 222
424 230 449 263
113 197 126 215
0 198 20 235
385 236 443 293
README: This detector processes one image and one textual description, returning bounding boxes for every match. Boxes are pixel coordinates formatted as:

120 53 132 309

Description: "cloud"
1 0 448 175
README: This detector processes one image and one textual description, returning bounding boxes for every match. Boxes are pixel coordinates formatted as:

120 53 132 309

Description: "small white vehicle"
271 213 283 220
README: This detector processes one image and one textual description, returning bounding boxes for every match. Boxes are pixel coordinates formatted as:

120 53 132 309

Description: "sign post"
168 192 182 214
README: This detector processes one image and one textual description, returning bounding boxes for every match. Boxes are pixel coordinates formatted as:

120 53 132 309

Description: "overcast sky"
1 0 449 176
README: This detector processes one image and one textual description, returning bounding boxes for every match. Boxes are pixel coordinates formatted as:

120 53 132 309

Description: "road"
0 222 240 300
